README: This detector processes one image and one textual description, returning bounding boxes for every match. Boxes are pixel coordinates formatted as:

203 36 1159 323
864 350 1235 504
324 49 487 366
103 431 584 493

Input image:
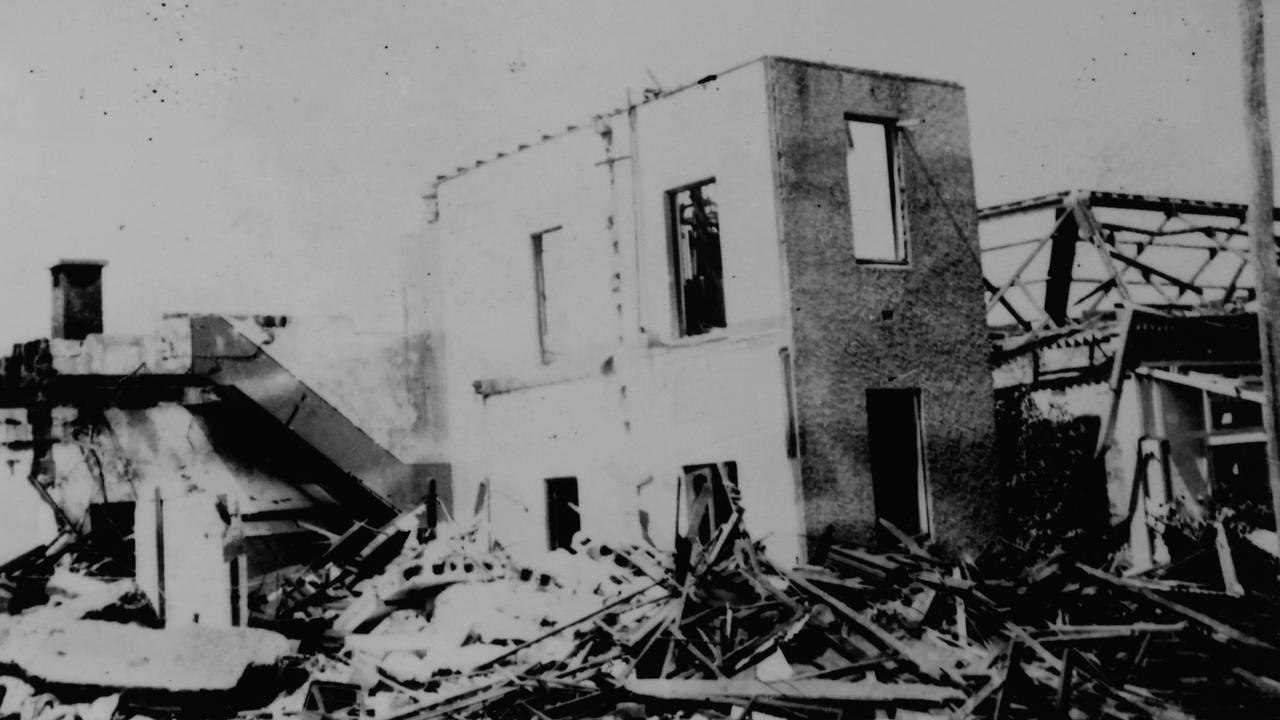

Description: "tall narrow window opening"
532 227 564 363
668 180 725 336
865 389 929 536
546 477 581 551
682 462 738 545
846 118 905 263
780 347 799 458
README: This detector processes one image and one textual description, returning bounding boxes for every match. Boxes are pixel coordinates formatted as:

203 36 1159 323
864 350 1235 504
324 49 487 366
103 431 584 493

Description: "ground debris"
4 495 1280 719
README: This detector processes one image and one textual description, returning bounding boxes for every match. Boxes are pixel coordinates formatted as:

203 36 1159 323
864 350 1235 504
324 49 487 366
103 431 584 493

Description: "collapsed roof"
982 190 1280 388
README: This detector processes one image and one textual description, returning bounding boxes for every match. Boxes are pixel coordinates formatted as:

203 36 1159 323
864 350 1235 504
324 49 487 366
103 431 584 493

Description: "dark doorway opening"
668 179 725 336
682 462 738 545
866 388 929 537
546 477 581 551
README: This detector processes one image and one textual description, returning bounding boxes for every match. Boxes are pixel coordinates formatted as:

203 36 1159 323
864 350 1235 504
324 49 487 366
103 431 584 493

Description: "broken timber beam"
620 678 964 704
783 570 960 683
1076 563 1276 651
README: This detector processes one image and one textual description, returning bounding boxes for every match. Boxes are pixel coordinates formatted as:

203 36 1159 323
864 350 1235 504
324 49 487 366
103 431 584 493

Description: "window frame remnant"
682 461 739 545
780 347 799 458
846 116 907 264
545 476 581 551
667 179 726 336
531 226 562 364
865 388 930 537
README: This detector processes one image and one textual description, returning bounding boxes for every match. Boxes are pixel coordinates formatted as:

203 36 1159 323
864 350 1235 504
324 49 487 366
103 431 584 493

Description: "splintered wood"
242 502 1280 720
4 499 1280 719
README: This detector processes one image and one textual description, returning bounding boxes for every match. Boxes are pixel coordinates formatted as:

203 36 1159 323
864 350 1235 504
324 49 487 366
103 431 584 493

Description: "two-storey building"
425 57 997 563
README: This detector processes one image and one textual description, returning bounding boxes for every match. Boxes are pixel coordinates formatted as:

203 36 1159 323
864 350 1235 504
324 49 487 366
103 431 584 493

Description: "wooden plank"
784 570 958 683
953 568 967 645
948 671 1004 720
694 509 741 576
877 518 929 558
1214 520 1245 597
1233 667 1280 698
472 581 664 673
993 639 1023 720
1095 306 1136 457
986 228 1059 315
621 678 963 704
1105 247 1204 294
1035 623 1185 643
1055 649 1077 712
623 601 679 679
829 545 898 573
1076 563 1276 651
1005 625 1057 673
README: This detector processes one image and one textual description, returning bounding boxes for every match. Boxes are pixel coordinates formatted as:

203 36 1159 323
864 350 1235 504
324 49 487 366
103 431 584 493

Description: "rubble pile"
3 496 1280 719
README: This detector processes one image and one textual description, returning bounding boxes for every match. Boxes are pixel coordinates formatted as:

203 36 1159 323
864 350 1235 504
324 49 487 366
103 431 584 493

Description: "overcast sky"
0 0 1274 345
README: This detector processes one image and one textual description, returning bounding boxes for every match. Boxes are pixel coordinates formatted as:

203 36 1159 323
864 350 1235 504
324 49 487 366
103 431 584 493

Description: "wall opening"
545 477 581 551
1210 442 1274 530
780 347 798 458
865 388 929 536
846 118 905 264
531 227 564 364
87 501 136 574
668 179 725 336
682 461 738 544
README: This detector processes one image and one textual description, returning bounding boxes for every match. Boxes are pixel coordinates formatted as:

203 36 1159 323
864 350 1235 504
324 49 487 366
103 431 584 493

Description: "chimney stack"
51 260 106 340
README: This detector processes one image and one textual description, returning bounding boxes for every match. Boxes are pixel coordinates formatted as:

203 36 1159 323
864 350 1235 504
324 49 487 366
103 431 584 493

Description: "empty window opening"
1210 443 1274 530
669 180 725 336
1209 393 1263 432
866 389 929 537
87 501 136 574
780 347 799 458
683 462 738 545
531 227 566 364
546 477 581 551
847 118 905 263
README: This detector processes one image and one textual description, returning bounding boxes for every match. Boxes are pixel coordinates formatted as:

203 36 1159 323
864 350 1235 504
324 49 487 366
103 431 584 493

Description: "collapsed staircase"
188 315 444 524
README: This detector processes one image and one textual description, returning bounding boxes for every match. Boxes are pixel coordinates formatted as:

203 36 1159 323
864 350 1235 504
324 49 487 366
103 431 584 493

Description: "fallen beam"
621 678 964 704
784 570 959 683
1076 563 1276 651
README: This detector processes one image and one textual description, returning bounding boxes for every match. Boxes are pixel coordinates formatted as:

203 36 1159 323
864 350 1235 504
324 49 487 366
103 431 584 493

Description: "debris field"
2 488 1280 720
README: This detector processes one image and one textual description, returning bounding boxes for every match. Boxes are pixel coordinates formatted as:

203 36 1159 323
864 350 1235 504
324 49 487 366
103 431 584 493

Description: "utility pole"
1240 0 1280 553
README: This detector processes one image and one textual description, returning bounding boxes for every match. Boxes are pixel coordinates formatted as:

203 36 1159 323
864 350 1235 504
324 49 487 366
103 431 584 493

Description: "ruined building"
1 57 1000 625
426 56 997 563
0 261 448 625
982 191 1280 569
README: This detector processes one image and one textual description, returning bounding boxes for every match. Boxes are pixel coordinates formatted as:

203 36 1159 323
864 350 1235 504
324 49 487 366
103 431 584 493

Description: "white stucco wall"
0 409 57 566
631 62 784 337
228 316 446 465
430 60 803 564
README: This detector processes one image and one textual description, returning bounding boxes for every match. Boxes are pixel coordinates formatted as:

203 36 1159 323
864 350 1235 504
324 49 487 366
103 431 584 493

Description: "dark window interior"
669 180 725 336
1209 393 1263 431
866 388 928 537
86 501 136 573
546 477 581 551
683 461 738 545
531 228 558 364
1211 443 1275 530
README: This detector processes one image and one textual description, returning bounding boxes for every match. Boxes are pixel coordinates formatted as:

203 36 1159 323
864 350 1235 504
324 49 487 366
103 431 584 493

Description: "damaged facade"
982 190 1280 571
3 56 1280 720
0 261 450 626
427 56 998 565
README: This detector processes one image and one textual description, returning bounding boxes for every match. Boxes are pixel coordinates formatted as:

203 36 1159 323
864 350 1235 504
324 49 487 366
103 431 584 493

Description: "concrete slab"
0 618 294 691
